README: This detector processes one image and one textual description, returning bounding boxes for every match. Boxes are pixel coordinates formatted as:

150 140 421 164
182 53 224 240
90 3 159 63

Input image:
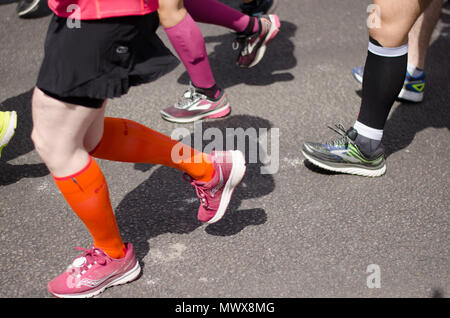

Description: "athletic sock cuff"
407 63 424 77
241 17 256 35
368 39 408 58
52 157 93 181
194 83 222 100
163 12 191 31
353 121 383 141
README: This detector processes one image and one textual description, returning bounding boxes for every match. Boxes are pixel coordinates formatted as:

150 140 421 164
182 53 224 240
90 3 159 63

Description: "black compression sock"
357 37 408 130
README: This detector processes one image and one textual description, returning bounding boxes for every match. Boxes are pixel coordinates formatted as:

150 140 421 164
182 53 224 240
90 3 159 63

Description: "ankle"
241 17 259 35
354 133 382 158
101 243 127 259
194 84 222 100
407 63 424 78
192 154 215 183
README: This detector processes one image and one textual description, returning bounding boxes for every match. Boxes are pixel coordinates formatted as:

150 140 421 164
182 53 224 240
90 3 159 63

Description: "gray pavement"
0 0 449 298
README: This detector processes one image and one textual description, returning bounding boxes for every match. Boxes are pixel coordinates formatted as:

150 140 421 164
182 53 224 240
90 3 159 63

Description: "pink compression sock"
183 0 258 34
164 13 216 89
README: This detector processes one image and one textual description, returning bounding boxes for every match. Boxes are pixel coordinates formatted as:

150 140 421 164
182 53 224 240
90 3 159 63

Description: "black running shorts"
36 12 179 108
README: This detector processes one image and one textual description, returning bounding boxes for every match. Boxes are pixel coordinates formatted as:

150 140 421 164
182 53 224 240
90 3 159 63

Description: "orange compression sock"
53 157 126 259
89 117 215 182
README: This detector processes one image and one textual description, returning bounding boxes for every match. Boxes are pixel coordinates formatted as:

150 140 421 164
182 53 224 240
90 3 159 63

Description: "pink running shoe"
160 84 230 123
185 150 246 224
235 14 281 68
47 242 140 298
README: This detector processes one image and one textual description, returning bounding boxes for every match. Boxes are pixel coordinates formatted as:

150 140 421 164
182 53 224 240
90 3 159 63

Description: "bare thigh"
31 87 105 177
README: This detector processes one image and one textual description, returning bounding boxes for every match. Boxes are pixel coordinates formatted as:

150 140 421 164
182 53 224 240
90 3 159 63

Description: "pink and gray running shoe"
47 242 140 298
160 84 230 123
235 14 281 68
185 150 247 224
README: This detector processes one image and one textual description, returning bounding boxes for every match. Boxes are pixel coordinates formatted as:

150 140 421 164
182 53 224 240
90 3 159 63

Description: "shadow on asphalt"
177 20 297 89
0 89 49 186
116 115 275 266
0 0 62 183
431 288 444 298
303 5 449 175
0 0 17 5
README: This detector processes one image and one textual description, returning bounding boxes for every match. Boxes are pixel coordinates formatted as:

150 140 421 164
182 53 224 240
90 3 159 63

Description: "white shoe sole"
17 0 41 16
302 150 386 177
207 151 246 224
398 87 424 102
51 262 141 298
247 15 280 68
160 103 230 123
352 71 363 84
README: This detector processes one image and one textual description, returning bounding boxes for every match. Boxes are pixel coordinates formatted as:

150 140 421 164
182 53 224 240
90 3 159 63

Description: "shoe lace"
183 173 211 209
324 124 350 147
174 82 206 109
67 246 109 276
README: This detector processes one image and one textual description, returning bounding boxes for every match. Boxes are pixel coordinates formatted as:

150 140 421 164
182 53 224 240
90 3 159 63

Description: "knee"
31 124 80 174
369 26 409 48
368 6 410 47
31 119 60 169
30 126 45 158
31 94 50 161
31 91 71 169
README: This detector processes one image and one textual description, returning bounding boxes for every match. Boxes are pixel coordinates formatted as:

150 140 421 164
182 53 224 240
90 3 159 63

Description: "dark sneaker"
352 66 425 103
160 84 230 123
240 0 278 17
302 124 386 177
16 0 50 18
235 14 280 68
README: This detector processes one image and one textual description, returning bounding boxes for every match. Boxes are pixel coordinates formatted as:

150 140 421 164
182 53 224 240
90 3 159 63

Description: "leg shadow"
0 89 50 185
115 115 276 267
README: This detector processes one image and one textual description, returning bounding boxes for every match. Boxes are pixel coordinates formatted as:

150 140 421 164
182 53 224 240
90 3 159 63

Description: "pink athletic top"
47 0 158 20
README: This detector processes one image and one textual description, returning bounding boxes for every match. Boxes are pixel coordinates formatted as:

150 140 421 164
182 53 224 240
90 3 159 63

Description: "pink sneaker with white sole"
236 14 281 68
160 84 230 123
47 242 140 298
185 150 246 224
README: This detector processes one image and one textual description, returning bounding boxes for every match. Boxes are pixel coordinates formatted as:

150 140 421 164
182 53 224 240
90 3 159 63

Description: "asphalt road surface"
0 0 449 298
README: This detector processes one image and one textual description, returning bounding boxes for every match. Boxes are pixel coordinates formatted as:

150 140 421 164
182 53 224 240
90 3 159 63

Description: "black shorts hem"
39 88 105 108
36 12 179 101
